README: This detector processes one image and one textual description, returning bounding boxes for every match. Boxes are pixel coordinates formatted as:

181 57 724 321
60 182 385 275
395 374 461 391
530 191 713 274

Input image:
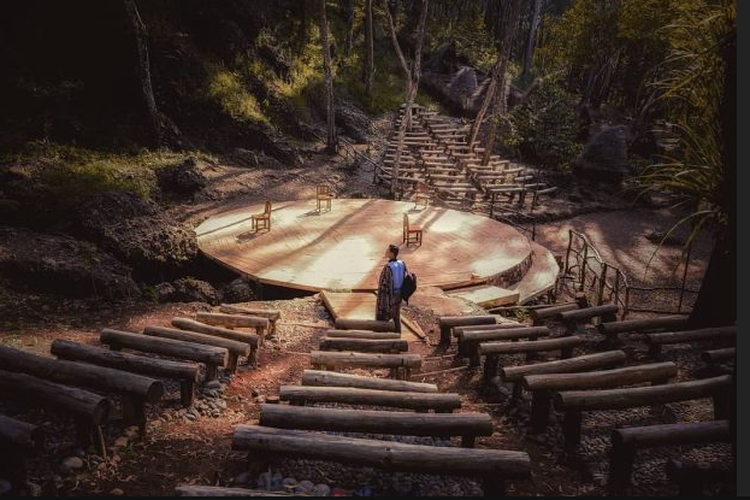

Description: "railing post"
597 263 608 306
564 229 573 275
579 245 588 292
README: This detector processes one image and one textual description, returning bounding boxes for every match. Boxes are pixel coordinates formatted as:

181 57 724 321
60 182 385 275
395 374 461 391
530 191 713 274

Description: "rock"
61 456 84 471
256 471 272 489
575 124 632 181
296 480 314 494
109 488 124 496
222 278 255 303
447 67 478 106
334 100 373 144
313 483 331 496
157 278 221 305
114 436 128 449
157 157 207 197
233 472 250 486
0 228 140 300
25 481 42 497
204 380 222 390
282 477 298 491
184 412 197 421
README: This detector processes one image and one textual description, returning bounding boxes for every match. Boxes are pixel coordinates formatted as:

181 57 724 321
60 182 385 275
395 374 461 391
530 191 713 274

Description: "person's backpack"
401 265 417 304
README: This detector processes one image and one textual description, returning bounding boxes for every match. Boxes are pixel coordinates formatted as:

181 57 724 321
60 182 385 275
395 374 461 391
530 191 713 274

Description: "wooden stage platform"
195 199 532 293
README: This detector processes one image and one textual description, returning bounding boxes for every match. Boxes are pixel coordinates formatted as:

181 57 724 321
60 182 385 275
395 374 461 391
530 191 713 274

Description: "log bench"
530 303 581 325
278 386 461 412
144 325 251 373
0 414 44 492
334 318 395 332
496 351 628 401
666 457 735 496
175 486 292 497
301 370 437 393
232 425 531 496
219 304 281 337
645 326 737 358
323 329 401 340
554 375 733 453
0 369 110 455
100 329 228 382
700 347 736 376
260 404 491 447
458 326 550 367
172 318 260 366
557 304 619 335
596 315 690 342
522 362 677 433
319 337 409 353
438 315 498 347
51 340 200 407
195 312 269 343
608 420 731 495
479 336 584 380
310 351 422 379
0 345 163 434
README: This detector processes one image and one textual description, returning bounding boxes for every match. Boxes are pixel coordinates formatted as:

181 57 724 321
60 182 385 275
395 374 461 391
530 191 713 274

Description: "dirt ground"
0 140 733 496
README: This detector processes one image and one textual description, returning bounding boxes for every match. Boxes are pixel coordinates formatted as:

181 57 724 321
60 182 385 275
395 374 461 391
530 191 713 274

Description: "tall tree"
123 0 161 148
344 0 355 57
318 0 338 152
363 0 375 99
382 0 429 197
521 0 544 82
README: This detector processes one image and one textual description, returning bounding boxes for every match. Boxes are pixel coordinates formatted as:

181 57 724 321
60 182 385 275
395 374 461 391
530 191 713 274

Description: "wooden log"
701 347 736 364
530 303 579 324
51 340 199 407
480 336 583 381
175 486 292 497
219 304 281 320
608 420 731 494
260 404 492 445
195 312 269 342
101 329 228 368
0 370 110 424
324 330 402 340
558 304 618 323
523 362 678 392
460 327 550 366
499 351 628 382
0 345 164 403
232 425 531 482
555 375 732 412
646 326 736 357
334 318 395 332
144 325 250 373
452 323 519 339
597 315 690 337
301 370 437 393
171 318 259 347
0 414 43 451
310 351 421 371
279 386 461 412
319 337 408 353
438 316 497 346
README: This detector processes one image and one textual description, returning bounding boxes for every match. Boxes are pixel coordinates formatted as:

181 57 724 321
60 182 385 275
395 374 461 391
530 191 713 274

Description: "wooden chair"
251 201 271 232
316 185 333 212
403 213 423 246
413 182 430 209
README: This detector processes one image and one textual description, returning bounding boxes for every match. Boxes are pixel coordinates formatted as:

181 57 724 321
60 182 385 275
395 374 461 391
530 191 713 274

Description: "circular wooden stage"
195 199 532 292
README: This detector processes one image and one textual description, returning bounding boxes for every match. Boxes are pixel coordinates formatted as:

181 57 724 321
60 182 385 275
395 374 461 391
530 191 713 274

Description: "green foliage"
508 81 581 170
427 4 498 72
207 66 267 124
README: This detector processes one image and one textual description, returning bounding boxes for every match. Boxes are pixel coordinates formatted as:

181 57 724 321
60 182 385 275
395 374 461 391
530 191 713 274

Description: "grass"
206 65 268 125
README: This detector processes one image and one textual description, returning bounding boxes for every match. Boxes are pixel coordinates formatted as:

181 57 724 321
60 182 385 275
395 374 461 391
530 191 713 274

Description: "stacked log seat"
219 304 281 336
301 370 437 393
597 315 690 342
479 336 584 380
195 312 269 343
100 329 228 381
334 318 395 332
608 420 731 494
557 304 618 334
438 315 498 346
522 362 677 432
645 326 736 358
554 375 733 453
260 404 491 447
530 303 580 325
51 340 200 406
232 425 531 496
144 325 251 372
310 351 421 379
458 326 550 366
279 386 461 412
319 337 409 353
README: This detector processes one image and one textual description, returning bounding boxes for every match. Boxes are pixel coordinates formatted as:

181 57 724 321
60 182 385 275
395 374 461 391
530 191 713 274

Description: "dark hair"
388 244 399 258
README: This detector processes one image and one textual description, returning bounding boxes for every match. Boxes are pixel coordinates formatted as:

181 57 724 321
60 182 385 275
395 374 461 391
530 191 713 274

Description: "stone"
109 488 124 496
313 483 331 496
184 413 197 421
222 278 255 303
282 477 298 491
114 436 128 448
157 157 207 196
296 480 314 494
232 472 250 486
25 481 42 497
575 124 632 181
204 380 222 390
61 456 84 471
159 278 221 306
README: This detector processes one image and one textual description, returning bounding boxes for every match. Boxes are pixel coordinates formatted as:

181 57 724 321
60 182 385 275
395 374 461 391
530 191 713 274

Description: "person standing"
376 243 407 333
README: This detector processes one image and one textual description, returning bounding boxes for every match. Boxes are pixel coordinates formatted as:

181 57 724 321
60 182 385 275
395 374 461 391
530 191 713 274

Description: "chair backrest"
403 213 409 230
316 185 330 196
264 201 272 214
416 182 427 195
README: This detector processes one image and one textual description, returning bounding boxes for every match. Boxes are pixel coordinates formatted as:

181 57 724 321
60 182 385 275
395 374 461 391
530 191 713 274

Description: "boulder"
156 277 221 305
334 100 373 144
157 157 207 196
0 227 140 300
221 277 255 303
447 67 479 107
574 124 632 181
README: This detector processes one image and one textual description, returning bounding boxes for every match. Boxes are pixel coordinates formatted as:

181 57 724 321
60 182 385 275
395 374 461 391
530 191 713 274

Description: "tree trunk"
123 0 161 148
296 0 308 54
319 0 338 153
689 30 736 328
521 0 543 82
363 0 375 98
344 0 355 57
